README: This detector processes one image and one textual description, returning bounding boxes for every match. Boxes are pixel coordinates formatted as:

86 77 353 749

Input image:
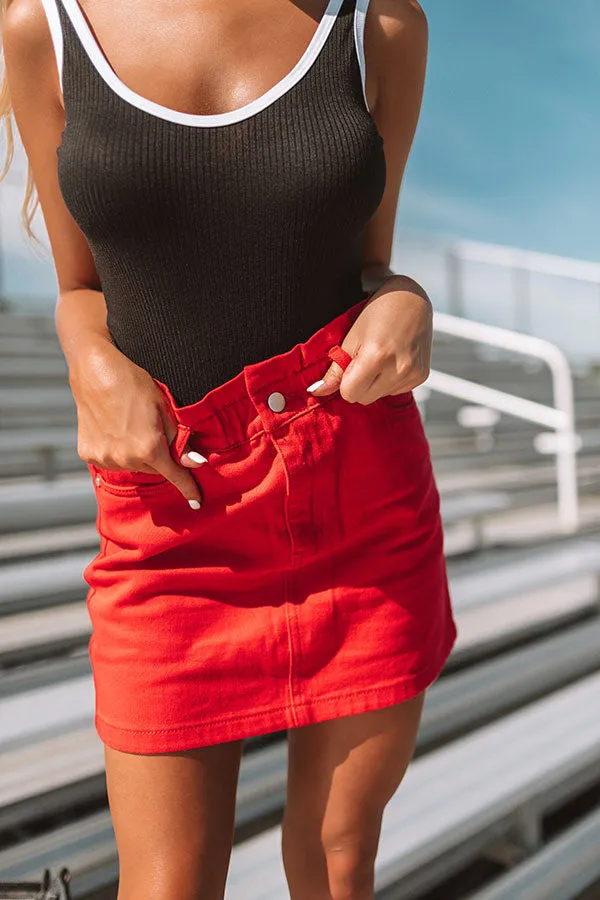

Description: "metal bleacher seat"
467 805 600 900
450 539 600 612
450 539 600 663
0 313 59 336
0 551 92 615
223 672 600 899
3 651 600 893
440 491 511 522
0 331 62 362
0 476 96 534
0 387 75 418
418 616 600 747
0 357 68 381
0 318 76 473
0 603 91 668
0 428 80 481
440 490 511 551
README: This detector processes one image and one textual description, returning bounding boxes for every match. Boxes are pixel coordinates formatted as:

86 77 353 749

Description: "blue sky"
399 0 600 261
2 0 599 308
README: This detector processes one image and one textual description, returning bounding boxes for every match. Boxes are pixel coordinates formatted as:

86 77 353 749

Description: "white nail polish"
187 451 208 464
306 379 325 393
189 499 202 509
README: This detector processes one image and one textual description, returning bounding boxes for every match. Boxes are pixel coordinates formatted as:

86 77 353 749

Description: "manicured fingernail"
187 451 208 464
189 499 202 509
306 379 325 392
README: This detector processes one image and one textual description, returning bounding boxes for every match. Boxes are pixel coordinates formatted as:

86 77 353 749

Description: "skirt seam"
268 430 302 729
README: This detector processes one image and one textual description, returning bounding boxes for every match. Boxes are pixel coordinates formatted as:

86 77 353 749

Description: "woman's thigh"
104 738 245 900
282 693 426 899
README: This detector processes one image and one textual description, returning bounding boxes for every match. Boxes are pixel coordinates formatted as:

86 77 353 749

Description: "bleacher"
1 309 600 899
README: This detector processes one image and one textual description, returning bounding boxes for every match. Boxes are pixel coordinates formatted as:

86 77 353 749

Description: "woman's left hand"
308 276 432 404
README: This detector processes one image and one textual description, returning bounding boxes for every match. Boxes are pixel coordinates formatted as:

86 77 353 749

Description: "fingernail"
188 499 202 509
187 451 208 464
306 379 325 393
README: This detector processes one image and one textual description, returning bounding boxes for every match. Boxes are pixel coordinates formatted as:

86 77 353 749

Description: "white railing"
417 314 580 533
392 234 600 366
446 240 600 340
452 239 600 282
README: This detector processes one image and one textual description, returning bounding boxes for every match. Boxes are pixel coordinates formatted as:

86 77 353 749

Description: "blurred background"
1 1 599 898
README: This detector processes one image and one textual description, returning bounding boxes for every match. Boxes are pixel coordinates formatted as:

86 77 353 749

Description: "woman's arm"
361 0 428 288
3 0 203 506
312 0 432 403
3 0 108 345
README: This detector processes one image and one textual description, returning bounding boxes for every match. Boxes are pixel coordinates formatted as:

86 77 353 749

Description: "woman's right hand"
70 340 205 509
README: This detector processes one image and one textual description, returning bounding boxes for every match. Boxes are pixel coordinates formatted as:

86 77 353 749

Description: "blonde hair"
0 0 43 246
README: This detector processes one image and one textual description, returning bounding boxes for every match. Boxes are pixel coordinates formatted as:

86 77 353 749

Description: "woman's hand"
70 340 205 509
307 276 432 404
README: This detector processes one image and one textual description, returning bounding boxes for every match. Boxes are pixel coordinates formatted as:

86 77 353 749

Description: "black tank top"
45 0 386 405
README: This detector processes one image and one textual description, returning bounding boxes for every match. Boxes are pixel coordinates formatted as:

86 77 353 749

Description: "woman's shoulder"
3 0 53 55
366 0 428 43
364 0 428 111
3 0 63 111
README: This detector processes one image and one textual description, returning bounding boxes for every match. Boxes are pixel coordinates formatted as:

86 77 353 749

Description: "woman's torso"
45 0 386 405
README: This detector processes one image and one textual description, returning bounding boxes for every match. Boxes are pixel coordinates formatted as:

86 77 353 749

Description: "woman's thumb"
306 361 345 397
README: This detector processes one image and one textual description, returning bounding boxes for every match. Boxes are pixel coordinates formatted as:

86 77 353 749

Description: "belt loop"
170 422 193 464
153 377 192 462
327 344 353 371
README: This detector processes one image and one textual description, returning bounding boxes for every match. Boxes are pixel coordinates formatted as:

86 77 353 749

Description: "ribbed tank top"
41 0 386 406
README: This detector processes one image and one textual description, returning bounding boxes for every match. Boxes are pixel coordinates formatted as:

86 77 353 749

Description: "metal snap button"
267 391 286 413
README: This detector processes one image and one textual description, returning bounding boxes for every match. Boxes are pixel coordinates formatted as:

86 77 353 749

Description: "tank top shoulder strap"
318 0 373 116
353 0 373 112
39 0 95 105
39 0 65 96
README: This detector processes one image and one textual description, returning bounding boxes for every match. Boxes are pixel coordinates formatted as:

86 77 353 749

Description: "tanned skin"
4 3 430 897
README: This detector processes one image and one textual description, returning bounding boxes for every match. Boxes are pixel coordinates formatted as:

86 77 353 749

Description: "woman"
2 0 457 896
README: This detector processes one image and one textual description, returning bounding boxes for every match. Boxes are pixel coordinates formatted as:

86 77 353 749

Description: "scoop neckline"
58 0 345 128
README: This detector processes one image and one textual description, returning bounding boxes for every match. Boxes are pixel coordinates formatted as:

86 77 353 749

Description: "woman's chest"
73 0 332 118
57 95 386 243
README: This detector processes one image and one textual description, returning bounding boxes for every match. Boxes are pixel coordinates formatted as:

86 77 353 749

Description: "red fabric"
84 295 457 753
326 343 353 371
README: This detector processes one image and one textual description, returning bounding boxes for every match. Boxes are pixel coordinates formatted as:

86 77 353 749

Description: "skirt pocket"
87 464 194 562
89 463 169 492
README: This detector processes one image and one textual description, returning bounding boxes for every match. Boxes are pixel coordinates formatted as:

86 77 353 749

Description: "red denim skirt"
84 295 457 753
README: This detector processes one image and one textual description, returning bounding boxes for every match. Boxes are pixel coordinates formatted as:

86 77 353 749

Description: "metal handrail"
453 239 600 284
441 241 600 351
421 313 580 533
393 235 600 362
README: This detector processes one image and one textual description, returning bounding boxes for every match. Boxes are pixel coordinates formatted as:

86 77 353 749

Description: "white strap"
39 0 64 96
353 0 371 112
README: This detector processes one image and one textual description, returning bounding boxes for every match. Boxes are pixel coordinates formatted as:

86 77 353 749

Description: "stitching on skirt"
269 431 301 729
94 630 458 736
94 478 173 497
